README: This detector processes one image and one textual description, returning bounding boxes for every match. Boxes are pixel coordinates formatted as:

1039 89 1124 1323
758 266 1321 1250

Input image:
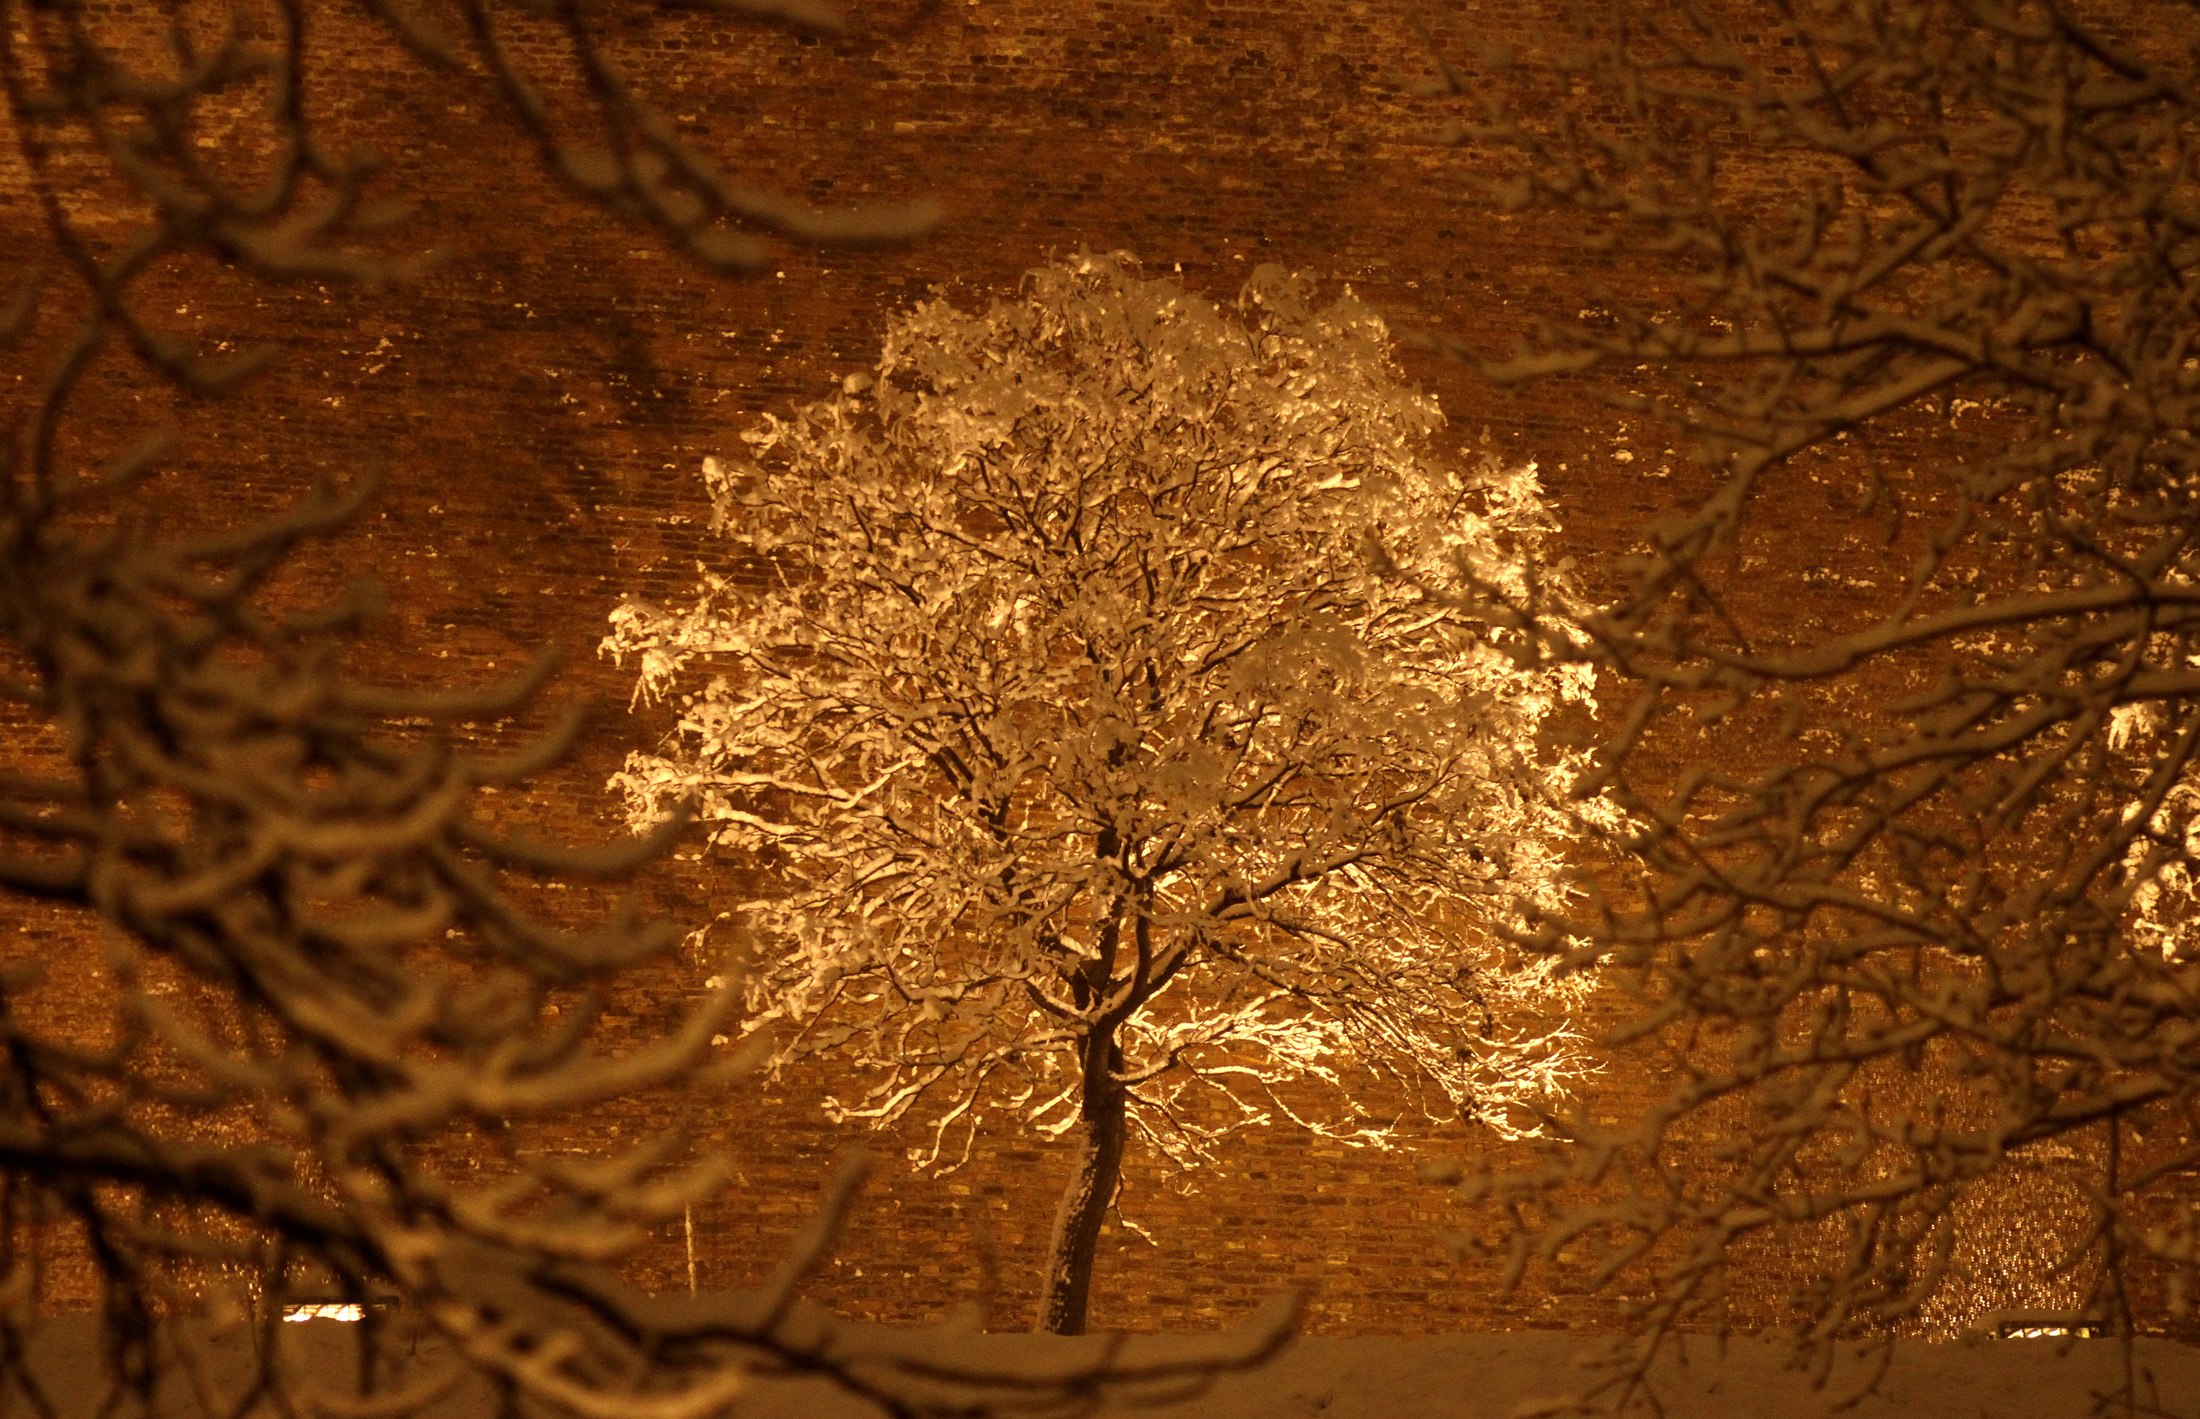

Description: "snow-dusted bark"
1411 0 2200 1407
1036 1030 1128 1336
606 252 1615 1332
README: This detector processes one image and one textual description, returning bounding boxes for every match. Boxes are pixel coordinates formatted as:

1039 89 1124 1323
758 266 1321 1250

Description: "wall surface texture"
0 0 2154 1337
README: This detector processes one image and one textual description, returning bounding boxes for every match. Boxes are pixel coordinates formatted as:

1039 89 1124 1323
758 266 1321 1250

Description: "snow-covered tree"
1410 0 2200 1406
604 253 1610 1334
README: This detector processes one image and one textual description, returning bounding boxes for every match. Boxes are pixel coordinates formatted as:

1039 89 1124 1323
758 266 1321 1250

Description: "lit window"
1996 1322 2101 1339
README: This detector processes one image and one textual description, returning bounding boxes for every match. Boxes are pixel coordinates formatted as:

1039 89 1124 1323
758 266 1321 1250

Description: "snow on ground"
731 1325 2200 1418
20 1312 2200 1417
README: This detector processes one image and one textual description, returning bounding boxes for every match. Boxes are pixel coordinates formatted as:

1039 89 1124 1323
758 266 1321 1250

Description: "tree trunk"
1035 1032 1126 1335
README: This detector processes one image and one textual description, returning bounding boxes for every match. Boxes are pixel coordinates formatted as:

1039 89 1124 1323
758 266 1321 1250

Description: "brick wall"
0 0 2143 1337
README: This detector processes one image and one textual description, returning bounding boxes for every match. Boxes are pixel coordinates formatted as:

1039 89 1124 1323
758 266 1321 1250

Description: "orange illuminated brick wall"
3 0 2154 1335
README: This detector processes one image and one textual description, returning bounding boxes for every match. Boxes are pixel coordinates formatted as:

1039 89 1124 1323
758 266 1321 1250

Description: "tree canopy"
606 252 1613 1332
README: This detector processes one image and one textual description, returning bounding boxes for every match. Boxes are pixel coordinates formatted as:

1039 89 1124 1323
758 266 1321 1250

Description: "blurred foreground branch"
1412 0 2200 1410
0 1 1283 1415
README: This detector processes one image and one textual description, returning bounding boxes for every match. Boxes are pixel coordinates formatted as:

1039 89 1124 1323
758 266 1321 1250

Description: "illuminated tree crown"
604 252 1608 1333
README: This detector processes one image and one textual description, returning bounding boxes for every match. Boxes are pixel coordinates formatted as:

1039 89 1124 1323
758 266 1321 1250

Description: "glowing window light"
1995 1322 2102 1339
280 1303 366 1323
